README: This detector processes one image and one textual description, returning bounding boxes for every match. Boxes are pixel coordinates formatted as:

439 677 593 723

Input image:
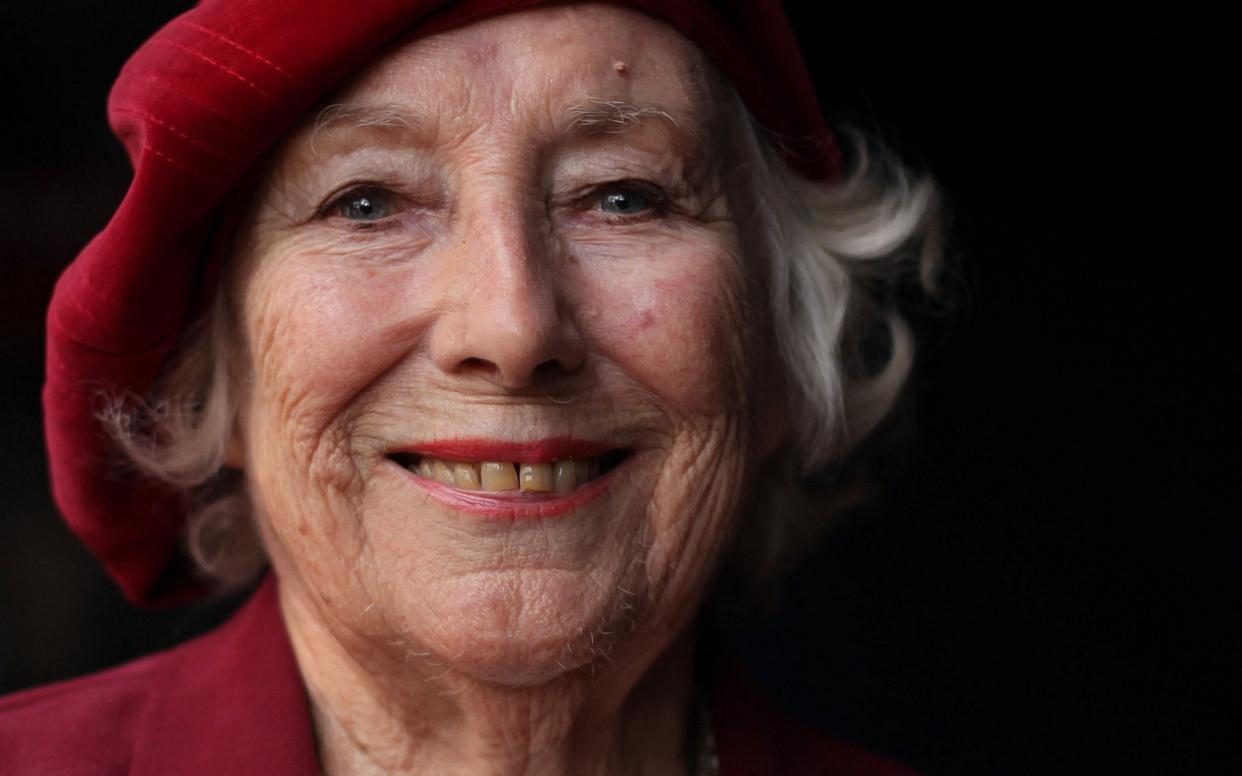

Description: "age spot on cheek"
620 305 657 336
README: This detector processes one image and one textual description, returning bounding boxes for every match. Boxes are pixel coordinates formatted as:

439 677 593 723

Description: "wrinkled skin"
228 4 780 774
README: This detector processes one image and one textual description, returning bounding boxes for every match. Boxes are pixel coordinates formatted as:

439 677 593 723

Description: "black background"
0 3 1234 774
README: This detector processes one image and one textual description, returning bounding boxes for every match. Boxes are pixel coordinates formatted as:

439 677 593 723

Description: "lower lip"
393 461 620 519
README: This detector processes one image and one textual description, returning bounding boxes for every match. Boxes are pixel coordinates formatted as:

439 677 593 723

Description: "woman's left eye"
593 182 666 218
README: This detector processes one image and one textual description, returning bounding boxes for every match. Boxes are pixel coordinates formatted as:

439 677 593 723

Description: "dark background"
0 4 1234 774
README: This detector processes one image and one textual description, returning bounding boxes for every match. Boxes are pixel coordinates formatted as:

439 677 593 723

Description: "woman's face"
231 3 775 685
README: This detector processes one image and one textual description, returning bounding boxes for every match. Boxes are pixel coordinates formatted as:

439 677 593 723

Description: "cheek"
236 251 428 545
241 253 423 432
578 243 753 415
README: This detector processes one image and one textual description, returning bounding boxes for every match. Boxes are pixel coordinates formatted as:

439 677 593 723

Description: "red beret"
45 0 839 605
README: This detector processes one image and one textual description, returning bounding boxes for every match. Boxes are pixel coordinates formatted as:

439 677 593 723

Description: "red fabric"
0 576 318 775
44 0 840 605
0 577 918 775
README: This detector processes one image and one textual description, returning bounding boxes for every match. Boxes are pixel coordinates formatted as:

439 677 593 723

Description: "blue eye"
600 188 649 215
334 188 392 221
596 183 665 217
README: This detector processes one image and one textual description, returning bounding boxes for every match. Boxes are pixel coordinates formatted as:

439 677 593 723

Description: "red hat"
45 0 839 605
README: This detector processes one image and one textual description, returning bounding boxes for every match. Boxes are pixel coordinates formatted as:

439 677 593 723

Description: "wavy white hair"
104 84 943 604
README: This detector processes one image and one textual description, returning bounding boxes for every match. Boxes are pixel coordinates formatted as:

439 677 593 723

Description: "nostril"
456 356 509 384
452 355 578 391
533 358 568 380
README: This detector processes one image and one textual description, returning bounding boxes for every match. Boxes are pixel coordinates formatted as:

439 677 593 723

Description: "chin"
407 567 649 687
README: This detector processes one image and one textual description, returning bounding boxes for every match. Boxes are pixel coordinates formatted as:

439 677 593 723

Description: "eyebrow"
307 103 425 156
315 103 423 132
564 98 679 134
305 98 702 157
563 97 703 152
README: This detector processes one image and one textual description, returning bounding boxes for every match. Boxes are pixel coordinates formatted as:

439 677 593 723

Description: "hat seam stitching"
142 143 221 185
153 39 279 104
183 20 308 92
112 108 234 162
127 75 269 146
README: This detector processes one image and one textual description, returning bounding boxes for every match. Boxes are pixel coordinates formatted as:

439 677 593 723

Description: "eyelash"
317 183 404 230
578 180 671 222
315 179 674 229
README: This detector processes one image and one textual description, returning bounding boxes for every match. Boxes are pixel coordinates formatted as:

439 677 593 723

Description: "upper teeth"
411 457 602 493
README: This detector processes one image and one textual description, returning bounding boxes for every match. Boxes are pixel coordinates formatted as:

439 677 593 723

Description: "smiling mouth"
388 449 630 495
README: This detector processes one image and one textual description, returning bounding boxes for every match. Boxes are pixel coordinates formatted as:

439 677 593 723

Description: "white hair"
702 89 942 610
101 266 262 588
103 87 943 602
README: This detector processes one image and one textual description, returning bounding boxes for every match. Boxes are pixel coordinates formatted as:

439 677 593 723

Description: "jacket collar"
132 574 320 775
123 573 883 775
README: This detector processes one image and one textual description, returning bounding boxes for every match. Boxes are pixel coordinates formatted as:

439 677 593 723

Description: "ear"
219 319 250 471
223 390 248 468
224 424 247 469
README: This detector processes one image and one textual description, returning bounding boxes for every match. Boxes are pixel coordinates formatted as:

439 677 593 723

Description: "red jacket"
0 577 919 775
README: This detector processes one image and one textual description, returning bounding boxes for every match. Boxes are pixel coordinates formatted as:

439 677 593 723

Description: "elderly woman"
2 0 939 773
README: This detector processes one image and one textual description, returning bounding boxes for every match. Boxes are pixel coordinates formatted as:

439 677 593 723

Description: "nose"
429 206 585 390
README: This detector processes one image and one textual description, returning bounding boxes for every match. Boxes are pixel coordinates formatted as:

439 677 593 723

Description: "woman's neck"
278 584 699 776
